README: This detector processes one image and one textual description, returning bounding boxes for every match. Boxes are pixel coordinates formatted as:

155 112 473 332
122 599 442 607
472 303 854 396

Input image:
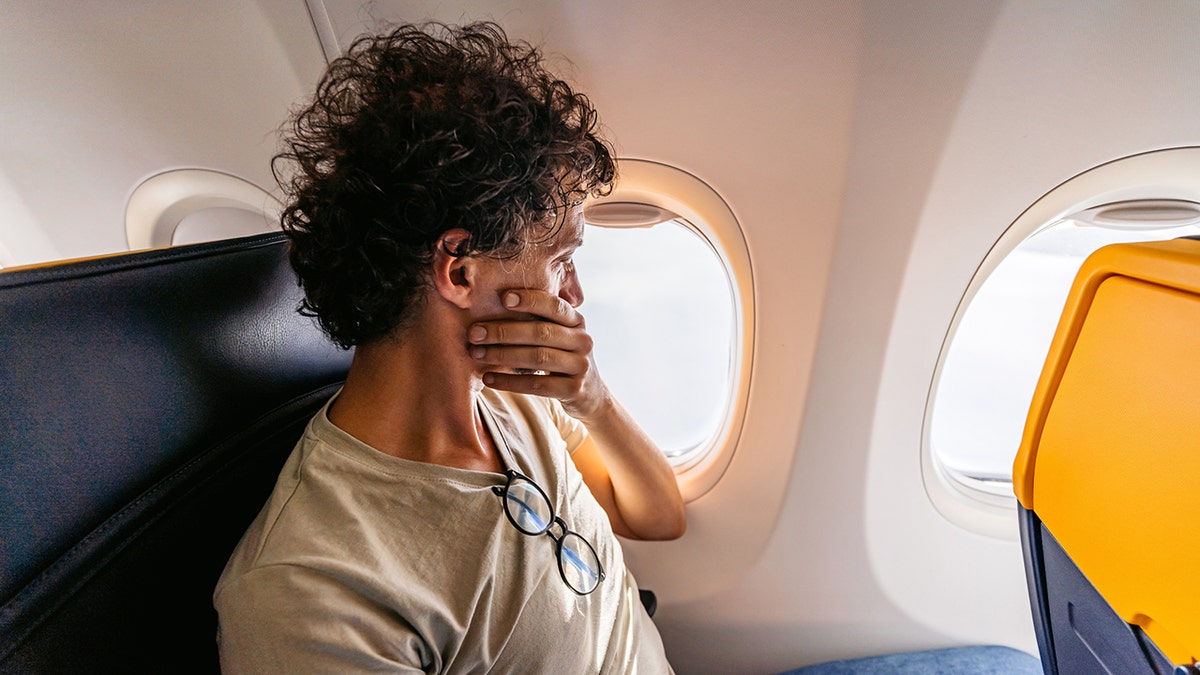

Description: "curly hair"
273 21 616 348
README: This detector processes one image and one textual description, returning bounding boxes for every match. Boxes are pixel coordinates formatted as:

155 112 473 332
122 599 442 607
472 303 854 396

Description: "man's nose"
559 267 584 308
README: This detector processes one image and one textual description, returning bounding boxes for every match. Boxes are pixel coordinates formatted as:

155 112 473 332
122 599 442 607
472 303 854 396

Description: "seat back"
0 233 352 673
1014 238 1200 674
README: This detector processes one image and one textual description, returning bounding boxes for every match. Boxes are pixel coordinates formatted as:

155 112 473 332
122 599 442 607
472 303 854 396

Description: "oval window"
931 201 1200 497
125 169 280 250
576 216 735 463
925 147 1200 519
579 159 752 500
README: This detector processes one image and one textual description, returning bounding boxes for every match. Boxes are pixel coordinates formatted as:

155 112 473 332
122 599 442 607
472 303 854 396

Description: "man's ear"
431 229 475 309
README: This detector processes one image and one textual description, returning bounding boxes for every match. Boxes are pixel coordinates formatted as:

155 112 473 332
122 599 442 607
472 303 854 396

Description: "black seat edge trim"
0 233 288 290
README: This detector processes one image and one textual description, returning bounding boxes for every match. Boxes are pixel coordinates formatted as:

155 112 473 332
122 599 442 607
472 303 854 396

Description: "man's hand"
468 287 686 541
467 288 611 421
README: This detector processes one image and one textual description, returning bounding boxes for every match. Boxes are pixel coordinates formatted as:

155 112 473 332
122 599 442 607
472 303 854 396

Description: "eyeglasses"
492 469 606 595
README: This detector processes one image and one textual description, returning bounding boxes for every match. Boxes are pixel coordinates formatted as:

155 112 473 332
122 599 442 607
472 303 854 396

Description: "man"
214 21 686 673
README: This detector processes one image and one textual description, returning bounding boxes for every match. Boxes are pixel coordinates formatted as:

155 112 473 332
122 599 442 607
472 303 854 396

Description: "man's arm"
468 289 686 541
564 400 687 541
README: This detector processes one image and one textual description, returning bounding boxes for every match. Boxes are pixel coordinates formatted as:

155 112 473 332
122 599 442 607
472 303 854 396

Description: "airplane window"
575 218 735 464
929 197 1200 502
125 169 281 251
580 159 751 499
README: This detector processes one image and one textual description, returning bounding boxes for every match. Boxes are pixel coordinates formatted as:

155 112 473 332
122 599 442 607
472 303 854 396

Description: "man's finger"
468 320 591 352
471 345 589 376
483 371 584 398
501 290 583 327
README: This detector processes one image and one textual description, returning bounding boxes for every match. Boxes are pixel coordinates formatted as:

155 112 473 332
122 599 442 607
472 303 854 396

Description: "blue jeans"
778 646 1042 674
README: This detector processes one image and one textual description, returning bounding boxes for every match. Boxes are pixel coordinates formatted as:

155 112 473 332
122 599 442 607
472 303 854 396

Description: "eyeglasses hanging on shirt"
493 469 606 595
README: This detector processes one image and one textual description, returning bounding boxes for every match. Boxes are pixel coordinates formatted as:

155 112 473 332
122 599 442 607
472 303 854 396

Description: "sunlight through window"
575 220 735 462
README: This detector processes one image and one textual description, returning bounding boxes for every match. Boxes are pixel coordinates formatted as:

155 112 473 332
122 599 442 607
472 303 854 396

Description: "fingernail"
471 346 485 359
483 373 495 385
504 292 520 308
469 325 486 342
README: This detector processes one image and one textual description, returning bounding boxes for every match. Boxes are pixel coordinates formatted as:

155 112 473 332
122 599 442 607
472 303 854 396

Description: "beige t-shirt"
214 388 672 674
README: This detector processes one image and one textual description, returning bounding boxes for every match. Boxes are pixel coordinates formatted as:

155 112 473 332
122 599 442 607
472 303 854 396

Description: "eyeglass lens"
559 531 603 594
503 479 552 535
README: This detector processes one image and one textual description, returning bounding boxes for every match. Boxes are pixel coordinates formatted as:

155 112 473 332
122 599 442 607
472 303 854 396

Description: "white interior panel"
0 0 324 265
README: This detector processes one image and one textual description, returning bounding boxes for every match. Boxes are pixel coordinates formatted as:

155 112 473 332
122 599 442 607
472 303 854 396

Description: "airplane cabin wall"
720 0 1200 673
655 3 1024 673
705 1 1200 673
867 0 1200 654
0 0 325 265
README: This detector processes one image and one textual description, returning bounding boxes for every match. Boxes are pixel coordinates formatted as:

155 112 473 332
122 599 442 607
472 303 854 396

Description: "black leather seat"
0 233 351 673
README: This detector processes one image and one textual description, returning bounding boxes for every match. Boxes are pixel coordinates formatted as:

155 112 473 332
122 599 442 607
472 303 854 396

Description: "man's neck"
326 319 502 473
